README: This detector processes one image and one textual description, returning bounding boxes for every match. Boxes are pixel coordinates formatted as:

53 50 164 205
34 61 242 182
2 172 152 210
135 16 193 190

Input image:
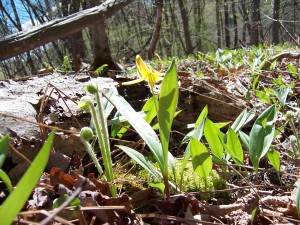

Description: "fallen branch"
262 51 300 70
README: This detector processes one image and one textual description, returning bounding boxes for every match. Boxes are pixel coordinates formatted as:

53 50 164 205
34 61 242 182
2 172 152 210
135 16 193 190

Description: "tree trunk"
178 0 193 55
216 0 222 48
148 0 163 59
0 0 134 61
224 0 231 48
272 0 281 44
231 0 238 48
251 0 261 45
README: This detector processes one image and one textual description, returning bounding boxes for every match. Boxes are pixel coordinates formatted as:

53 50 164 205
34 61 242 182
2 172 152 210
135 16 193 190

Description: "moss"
114 159 229 199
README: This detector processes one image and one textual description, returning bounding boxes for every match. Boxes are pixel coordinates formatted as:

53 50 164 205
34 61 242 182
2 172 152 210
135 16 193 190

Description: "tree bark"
224 0 230 48
216 0 222 48
272 0 281 44
251 0 262 45
148 0 163 59
0 0 134 61
178 0 193 55
231 0 238 48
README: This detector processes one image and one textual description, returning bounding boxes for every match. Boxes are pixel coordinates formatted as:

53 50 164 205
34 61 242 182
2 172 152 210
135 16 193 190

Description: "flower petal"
122 77 145 86
136 55 151 77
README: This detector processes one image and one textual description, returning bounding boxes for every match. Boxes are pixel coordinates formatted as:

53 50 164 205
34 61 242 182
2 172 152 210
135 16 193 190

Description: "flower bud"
80 127 94 142
290 135 297 145
285 111 294 120
84 83 98 94
78 96 94 112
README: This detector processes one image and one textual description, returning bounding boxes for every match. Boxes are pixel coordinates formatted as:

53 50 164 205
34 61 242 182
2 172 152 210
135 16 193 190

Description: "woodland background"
0 0 299 79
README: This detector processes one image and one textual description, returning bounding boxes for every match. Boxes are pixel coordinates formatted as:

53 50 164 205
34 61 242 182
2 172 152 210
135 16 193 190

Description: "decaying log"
0 0 134 60
261 51 300 70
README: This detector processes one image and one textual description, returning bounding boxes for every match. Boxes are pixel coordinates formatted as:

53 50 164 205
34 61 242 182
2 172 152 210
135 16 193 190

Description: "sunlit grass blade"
204 118 223 159
0 130 55 225
0 169 12 192
249 104 277 174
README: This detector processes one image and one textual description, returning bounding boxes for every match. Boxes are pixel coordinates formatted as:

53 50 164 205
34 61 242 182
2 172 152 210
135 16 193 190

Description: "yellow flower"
122 55 161 88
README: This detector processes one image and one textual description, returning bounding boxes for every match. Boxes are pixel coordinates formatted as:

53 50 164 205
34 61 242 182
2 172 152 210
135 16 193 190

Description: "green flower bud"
290 135 297 145
80 127 94 142
84 83 98 94
285 111 294 120
78 96 93 112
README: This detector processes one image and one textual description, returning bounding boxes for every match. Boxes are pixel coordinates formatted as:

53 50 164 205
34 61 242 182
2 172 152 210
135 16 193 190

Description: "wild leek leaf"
272 85 290 107
0 134 9 168
249 104 277 173
231 108 256 133
158 58 178 176
0 130 55 225
190 138 212 181
226 128 244 165
204 118 223 159
296 181 300 219
267 148 280 172
116 145 161 180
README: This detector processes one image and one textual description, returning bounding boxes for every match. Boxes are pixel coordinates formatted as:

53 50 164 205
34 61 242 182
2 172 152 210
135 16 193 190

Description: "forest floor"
0 45 300 225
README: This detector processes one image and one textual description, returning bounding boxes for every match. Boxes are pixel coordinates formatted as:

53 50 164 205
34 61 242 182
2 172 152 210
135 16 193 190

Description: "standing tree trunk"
216 0 222 48
178 0 193 55
148 0 163 60
224 0 231 48
231 0 238 48
272 0 281 44
238 0 252 44
251 0 262 45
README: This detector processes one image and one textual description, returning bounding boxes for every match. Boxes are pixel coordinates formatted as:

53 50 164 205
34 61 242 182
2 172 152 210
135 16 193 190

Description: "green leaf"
267 148 280 172
255 90 272 104
158 58 179 175
0 130 55 225
249 105 277 173
0 134 9 168
110 93 164 170
296 181 300 219
190 138 212 181
0 169 12 193
287 64 298 78
239 131 250 152
149 182 165 194
226 128 244 165
204 118 223 159
272 86 290 107
231 108 256 133
142 96 158 124
116 145 161 180
53 194 81 208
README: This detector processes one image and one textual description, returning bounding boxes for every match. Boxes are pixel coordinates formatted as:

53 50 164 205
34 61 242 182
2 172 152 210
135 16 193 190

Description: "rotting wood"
0 0 134 60
262 51 300 70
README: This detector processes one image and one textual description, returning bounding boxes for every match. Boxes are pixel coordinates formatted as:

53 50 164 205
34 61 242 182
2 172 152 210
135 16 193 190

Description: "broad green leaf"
0 130 55 225
272 86 290 107
267 148 280 172
180 107 207 190
226 128 244 165
231 108 256 133
0 134 9 168
255 90 272 104
142 96 158 124
53 194 81 208
296 181 300 219
190 138 212 181
110 93 164 170
158 58 179 176
149 182 165 194
287 64 298 78
249 105 277 173
204 118 223 159
239 131 250 152
252 76 259 90
0 169 12 193
116 145 161 180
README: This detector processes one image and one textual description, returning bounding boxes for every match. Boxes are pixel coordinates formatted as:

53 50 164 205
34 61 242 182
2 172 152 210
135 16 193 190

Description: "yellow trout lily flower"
122 55 161 88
